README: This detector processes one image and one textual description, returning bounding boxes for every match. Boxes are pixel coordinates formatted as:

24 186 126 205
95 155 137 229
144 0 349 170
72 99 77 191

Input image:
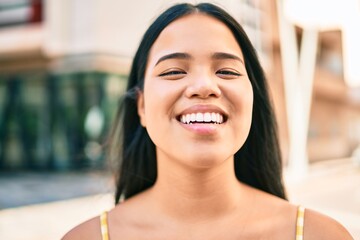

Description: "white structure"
277 0 360 179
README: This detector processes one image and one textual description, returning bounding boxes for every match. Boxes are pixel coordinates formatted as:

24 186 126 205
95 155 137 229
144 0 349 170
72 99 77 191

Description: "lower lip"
178 121 222 135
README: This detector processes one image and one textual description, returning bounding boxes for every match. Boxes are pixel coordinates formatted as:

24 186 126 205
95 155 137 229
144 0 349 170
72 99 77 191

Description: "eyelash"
158 70 186 77
216 70 241 76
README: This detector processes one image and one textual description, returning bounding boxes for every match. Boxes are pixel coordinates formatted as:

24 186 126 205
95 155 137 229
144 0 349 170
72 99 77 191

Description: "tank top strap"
296 206 305 240
100 211 110 240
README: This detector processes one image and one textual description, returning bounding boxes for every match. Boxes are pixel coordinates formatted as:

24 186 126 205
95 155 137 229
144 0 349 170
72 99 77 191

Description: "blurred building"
0 0 359 171
277 0 360 167
0 0 128 170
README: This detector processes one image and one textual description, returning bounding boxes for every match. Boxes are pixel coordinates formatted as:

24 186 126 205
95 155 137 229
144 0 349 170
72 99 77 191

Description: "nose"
184 74 221 99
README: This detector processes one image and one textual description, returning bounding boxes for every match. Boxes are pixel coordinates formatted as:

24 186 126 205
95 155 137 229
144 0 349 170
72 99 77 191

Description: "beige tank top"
100 211 109 240
296 206 305 240
100 206 306 240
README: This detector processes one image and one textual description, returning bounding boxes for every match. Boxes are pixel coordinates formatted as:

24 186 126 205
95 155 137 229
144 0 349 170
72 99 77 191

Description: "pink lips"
180 122 220 135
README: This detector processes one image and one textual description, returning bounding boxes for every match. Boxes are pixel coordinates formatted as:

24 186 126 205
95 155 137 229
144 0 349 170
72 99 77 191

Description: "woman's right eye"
158 70 186 77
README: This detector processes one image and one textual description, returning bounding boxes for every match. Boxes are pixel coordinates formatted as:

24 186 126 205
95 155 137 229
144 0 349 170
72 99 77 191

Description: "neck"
149 153 249 222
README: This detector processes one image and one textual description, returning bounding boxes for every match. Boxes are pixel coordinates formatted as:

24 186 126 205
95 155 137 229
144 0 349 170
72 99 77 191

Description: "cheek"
227 81 254 137
142 81 180 137
232 84 253 151
242 84 254 126
244 87 254 116
143 94 160 125
142 94 163 146
143 81 183 115
226 80 253 114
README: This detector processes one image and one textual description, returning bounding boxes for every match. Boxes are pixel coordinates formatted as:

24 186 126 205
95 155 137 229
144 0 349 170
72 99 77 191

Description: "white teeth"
211 112 217 122
204 113 211 122
196 113 203 122
181 115 185 123
186 114 191 124
179 112 224 124
191 113 196 122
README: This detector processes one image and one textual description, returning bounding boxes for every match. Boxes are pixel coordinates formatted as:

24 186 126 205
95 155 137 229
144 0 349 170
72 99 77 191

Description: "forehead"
148 13 244 61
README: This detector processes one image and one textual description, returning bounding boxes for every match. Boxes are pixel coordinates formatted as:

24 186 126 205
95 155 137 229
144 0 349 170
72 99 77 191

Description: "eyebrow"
154 51 244 66
212 52 244 64
155 52 192 66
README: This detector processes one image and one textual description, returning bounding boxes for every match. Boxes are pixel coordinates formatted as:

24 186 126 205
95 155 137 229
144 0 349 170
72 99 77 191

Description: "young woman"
63 3 353 239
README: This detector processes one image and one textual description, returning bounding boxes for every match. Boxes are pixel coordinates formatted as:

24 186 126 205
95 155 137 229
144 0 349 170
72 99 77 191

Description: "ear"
137 90 146 127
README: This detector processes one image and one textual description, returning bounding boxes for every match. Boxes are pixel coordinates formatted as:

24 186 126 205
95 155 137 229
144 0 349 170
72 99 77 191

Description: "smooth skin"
63 14 353 240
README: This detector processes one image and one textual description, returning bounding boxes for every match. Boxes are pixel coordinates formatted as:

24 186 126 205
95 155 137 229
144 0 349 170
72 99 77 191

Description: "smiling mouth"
177 112 226 124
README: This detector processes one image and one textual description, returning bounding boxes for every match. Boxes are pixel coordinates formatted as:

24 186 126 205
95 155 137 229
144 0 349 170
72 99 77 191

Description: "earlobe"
137 90 146 127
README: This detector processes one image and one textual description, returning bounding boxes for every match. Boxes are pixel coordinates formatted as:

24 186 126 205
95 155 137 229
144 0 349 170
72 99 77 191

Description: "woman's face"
137 13 253 169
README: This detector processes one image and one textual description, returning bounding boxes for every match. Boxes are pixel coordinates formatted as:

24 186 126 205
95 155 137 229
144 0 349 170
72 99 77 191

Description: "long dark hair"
108 3 286 204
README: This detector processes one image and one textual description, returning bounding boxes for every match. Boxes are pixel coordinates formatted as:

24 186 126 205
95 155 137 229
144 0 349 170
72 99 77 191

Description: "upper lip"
176 104 228 121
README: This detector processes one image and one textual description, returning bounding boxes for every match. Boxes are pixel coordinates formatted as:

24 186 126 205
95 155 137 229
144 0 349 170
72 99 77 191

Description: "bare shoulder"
304 208 353 240
244 186 353 239
61 216 102 240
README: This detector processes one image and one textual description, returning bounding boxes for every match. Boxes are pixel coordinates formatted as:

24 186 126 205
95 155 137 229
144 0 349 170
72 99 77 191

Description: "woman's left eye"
216 70 241 76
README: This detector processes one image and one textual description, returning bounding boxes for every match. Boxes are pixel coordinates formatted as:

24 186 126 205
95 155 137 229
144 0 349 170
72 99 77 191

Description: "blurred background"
0 0 359 239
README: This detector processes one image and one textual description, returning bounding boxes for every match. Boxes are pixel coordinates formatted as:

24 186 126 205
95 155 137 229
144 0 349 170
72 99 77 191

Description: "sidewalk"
0 171 113 209
0 159 359 239
0 171 114 240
